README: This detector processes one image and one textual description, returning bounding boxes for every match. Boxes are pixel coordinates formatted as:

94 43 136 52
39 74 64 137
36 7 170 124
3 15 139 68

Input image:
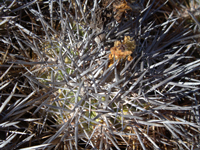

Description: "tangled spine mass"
0 0 200 150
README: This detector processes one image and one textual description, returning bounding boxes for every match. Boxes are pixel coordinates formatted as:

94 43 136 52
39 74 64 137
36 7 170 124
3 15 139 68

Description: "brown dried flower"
109 36 135 67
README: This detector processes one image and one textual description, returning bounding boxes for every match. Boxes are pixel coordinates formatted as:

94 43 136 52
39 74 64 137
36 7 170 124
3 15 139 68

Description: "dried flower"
109 36 135 67
114 0 132 13
113 0 132 22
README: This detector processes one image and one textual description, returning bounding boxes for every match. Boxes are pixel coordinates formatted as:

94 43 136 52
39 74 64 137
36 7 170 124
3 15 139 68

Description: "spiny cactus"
0 0 200 149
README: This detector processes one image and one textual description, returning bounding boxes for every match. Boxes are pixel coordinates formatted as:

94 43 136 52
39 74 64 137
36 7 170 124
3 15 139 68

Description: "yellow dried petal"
127 55 133 61
114 53 120 60
109 36 135 68
115 50 124 60
123 36 136 51
124 36 132 42
109 54 113 60
124 50 132 56
114 41 121 47
109 63 113 67
114 0 132 12
109 59 114 67
110 47 117 57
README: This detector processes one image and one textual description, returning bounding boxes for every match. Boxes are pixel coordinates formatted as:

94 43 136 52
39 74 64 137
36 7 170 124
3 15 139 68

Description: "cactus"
0 0 200 149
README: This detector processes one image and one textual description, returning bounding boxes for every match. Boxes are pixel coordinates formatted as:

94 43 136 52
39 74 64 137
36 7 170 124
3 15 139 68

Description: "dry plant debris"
113 0 132 22
109 36 136 67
